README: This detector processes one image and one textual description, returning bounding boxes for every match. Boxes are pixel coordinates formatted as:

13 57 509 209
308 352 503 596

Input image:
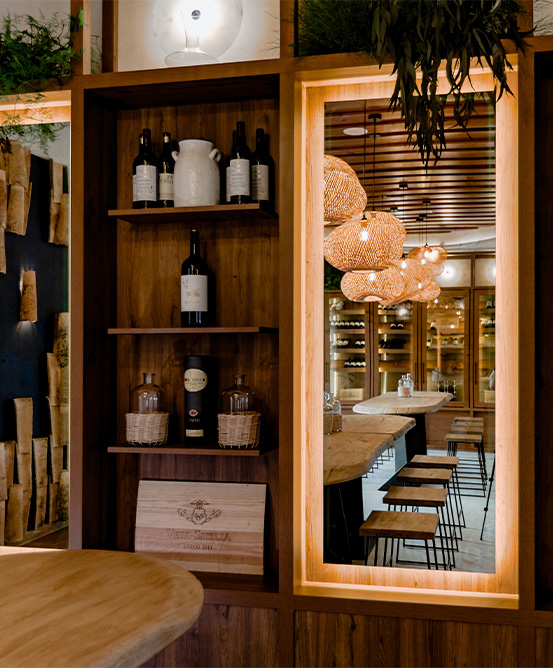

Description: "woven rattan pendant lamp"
410 281 441 302
407 200 447 266
324 111 406 272
340 265 405 302
379 258 435 305
323 155 367 225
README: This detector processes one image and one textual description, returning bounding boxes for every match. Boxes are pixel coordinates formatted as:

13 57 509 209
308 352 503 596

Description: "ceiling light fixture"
325 110 405 273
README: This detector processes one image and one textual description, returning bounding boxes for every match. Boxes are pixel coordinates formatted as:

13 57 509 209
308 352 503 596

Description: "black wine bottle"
226 120 251 204
132 127 157 209
251 128 274 206
184 355 213 442
157 131 175 207
180 229 214 326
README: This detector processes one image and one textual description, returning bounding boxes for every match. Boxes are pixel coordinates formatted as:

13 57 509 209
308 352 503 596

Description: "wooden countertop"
0 549 204 668
341 414 415 440
352 391 453 415
324 431 393 486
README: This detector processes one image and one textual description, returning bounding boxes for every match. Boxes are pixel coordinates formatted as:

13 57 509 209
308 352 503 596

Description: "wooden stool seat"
360 510 438 540
410 454 459 469
383 486 447 508
450 424 484 435
397 467 453 485
444 432 483 444
454 417 484 426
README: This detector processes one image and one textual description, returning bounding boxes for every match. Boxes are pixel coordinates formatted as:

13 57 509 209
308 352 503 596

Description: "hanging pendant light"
323 155 367 225
410 281 441 302
407 200 447 265
340 265 405 302
324 210 406 272
379 258 434 305
324 111 406 272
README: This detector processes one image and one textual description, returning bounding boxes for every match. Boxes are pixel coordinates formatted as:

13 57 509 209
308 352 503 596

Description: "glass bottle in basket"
218 374 260 449
329 393 342 433
127 372 168 446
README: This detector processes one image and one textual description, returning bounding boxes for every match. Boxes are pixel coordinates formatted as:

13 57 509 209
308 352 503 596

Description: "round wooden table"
0 549 204 668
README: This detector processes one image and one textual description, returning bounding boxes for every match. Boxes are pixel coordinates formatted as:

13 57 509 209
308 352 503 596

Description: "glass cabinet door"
326 291 367 405
474 288 496 407
377 302 415 395
423 290 469 406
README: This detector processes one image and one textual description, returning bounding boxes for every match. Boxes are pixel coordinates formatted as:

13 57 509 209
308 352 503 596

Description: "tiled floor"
361 448 495 572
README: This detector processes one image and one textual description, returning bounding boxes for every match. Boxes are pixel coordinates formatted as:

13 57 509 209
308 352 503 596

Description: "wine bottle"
132 127 157 209
181 229 214 326
184 355 214 442
157 131 175 207
251 128 274 205
226 120 251 204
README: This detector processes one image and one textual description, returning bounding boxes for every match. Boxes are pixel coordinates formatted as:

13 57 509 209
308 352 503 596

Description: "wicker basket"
218 411 260 449
126 412 169 446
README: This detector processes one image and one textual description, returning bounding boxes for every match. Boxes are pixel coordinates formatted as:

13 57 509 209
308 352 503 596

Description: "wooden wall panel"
295 612 519 667
536 627 553 667
142 605 279 668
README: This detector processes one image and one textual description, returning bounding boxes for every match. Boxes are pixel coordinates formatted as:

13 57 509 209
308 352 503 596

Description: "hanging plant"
0 11 85 153
295 0 527 166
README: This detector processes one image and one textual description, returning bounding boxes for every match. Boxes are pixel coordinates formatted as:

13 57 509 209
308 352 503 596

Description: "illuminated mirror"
299 65 518 605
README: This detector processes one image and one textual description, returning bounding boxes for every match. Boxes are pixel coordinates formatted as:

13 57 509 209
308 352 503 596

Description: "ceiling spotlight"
343 127 369 136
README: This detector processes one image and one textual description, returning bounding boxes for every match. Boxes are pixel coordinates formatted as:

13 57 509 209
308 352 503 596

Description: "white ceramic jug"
172 139 222 206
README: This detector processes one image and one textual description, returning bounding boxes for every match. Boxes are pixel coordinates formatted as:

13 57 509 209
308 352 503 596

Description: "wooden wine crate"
135 480 266 575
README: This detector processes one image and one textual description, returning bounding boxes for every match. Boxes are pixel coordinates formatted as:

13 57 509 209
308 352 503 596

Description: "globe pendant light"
340 265 405 302
379 258 434 305
324 210 406 272
324 155 367 225
407 200 447 266
410 281 442 302
323 111 406 272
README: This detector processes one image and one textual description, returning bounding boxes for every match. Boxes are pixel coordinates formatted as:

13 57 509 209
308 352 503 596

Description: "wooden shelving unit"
107 443 273 456
108 202 276 223
107 326 278 335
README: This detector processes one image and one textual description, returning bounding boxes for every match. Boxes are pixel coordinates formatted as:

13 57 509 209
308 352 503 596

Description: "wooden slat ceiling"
324 98 496 247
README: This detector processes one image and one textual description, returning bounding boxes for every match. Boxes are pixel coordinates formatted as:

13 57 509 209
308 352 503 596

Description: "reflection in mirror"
323 97 495 573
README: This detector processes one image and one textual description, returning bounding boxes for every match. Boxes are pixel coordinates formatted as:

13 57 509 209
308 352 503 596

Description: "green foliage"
325 260 345 290
296 0 527 166
0 11 84 153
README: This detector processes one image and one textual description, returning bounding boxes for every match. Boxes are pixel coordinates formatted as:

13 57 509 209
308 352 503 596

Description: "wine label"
133 165 157 202
252 164 269 201
181 275 208 312
184 368 208 392
227 159 250 197
158 173 173 200
186 428 204 437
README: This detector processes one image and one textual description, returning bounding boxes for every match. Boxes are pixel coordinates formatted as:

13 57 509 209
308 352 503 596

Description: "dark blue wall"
0 154 68 440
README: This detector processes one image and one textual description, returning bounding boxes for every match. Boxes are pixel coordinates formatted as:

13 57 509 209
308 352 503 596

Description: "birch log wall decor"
0 149 69 545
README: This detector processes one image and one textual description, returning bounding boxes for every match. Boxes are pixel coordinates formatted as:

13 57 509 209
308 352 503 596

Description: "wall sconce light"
154 0 244 67
20 270 38 322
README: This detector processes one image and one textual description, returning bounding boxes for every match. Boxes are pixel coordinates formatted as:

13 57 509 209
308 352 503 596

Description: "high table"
352 391 452 469
323 414 415 564
0 549 204 668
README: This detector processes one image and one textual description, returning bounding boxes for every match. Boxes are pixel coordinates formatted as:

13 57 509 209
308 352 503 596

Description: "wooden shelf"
378 348 410 354
108 202 277 223
331 365 366 372
332 348 365 353
107 326 278 335
378 327 411 334
108 442 275 456
330 327 365 333
330 309 365 315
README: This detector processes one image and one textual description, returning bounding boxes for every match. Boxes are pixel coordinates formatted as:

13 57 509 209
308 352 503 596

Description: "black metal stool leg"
480 458 496 541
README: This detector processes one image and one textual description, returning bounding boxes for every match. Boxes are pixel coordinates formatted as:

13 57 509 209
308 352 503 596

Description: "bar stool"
410 454 465 529
382 486 454 569
359 510 440 569
396 466 461 547
444 430 487 496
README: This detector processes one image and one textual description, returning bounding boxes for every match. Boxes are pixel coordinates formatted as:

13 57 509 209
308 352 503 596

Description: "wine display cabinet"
71 68 285 588
325 286 494 412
